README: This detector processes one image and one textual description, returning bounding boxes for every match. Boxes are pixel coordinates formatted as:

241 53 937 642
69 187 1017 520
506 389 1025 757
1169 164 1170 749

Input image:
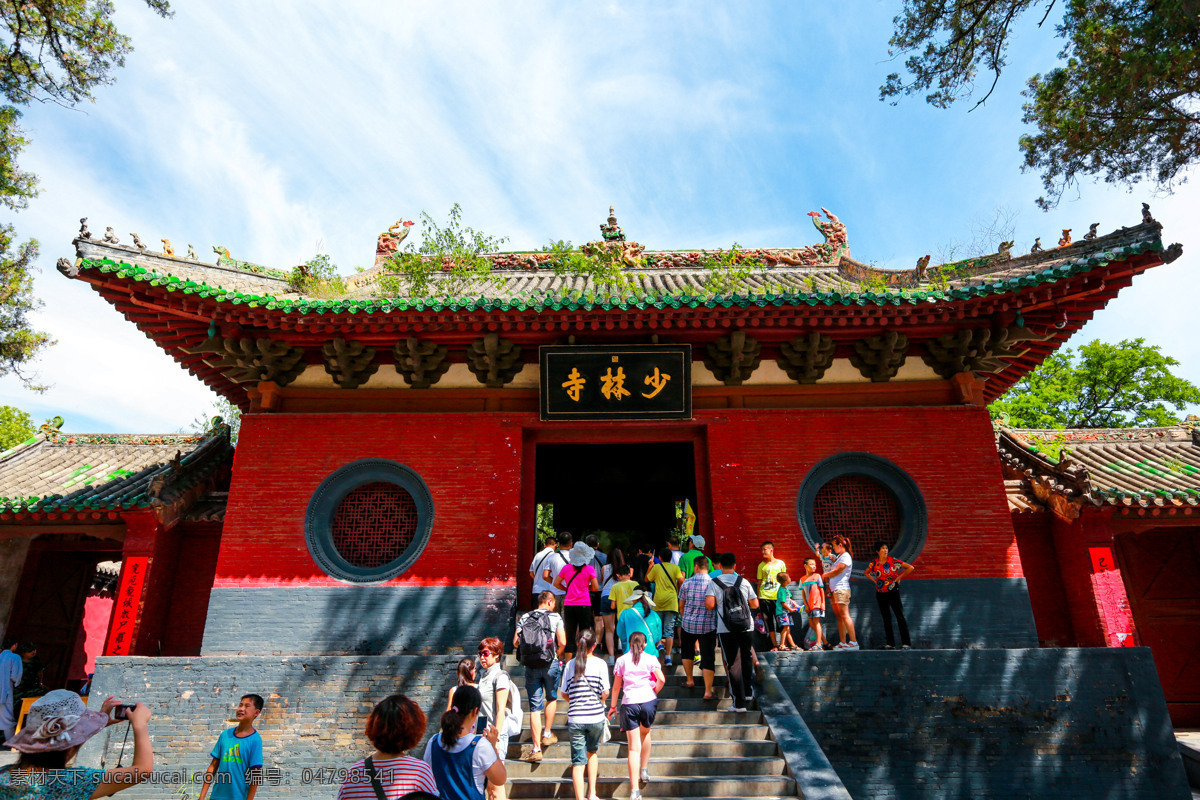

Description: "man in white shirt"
529 534 559 608
668 534 683 565
704 553 759 712
541 533 573 613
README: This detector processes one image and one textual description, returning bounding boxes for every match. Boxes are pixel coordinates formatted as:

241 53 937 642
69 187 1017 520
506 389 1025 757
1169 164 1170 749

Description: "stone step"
519 724 769 742
520 709 759 730
505 756 787 779
507 775 797 798
520 695 738 712
507 661 730 678
506 739 781 760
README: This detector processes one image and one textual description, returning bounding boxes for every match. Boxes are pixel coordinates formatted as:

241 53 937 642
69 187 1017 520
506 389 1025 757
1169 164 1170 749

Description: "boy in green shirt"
757 541 787 651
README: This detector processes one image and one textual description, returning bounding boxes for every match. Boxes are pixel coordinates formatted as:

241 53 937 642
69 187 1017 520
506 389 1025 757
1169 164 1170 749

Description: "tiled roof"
63 215 1174 314
998 420 1200 510
0 423 234 516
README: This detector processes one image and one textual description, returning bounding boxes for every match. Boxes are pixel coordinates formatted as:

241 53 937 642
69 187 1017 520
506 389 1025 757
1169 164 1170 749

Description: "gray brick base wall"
773 648 1190 800
832 577 1038 650
78 655 471 800
202 585 517 655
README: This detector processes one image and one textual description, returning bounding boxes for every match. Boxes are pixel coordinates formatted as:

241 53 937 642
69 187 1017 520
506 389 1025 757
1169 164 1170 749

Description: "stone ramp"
768 647 1191 800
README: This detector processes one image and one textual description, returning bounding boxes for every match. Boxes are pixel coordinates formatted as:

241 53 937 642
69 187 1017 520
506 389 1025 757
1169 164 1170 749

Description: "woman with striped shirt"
559 630 611 800
338 694 439 800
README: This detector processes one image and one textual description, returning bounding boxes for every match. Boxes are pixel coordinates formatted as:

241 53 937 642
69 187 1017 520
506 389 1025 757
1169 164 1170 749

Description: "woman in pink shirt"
555 541 601 660
607 631 666 800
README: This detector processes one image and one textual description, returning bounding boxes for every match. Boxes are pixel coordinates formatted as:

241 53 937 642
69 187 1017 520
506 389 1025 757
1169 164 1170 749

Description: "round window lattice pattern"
330 482 419 569
797 452 927 575
812 475 902 557
305 459 434 584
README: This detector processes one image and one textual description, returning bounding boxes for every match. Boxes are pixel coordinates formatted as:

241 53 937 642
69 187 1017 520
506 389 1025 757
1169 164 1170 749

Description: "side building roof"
0 418 234 521
998 419 1200 518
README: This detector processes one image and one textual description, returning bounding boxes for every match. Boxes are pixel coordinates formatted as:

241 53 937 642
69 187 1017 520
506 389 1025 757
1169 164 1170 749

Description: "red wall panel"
216 405 1018 588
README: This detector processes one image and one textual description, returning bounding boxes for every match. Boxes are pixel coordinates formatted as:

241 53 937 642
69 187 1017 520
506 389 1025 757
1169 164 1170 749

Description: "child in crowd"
448 658 485 733
608 562 638 624
198 694 264 800
774 572 801 650
800 558 828 651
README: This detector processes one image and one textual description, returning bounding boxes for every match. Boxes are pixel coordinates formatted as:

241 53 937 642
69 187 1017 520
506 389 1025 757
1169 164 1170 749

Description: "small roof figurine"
600 205 625 242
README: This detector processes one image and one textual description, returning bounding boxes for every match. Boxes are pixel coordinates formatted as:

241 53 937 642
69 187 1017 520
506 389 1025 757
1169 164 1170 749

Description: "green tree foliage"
990 338 1200 428
0 0 172 387
191 397 241 444
0 404 34 450
881 0 1199 208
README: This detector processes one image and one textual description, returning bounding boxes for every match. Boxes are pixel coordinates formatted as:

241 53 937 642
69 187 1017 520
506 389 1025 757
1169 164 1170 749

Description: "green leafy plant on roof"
1025 432 1071 464
696 243 769 296
376 204 510 299
1162 456 1199 477
288 254 347 298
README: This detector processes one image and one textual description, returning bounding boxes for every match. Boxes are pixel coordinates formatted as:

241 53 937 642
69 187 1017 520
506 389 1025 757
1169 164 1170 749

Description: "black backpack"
517 609 556 667
717 575 753 631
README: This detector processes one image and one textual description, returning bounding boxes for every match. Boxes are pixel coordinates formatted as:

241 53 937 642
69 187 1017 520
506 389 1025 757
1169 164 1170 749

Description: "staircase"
505 659 797 799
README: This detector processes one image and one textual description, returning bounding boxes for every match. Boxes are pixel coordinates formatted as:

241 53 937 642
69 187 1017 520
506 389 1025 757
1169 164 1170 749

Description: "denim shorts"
659 610 678 633
525 659 562 711
568 721 606 764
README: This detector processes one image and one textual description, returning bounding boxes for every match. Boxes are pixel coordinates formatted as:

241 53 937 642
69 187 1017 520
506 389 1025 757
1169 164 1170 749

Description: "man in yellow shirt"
756 540 787 651
647 547 684 666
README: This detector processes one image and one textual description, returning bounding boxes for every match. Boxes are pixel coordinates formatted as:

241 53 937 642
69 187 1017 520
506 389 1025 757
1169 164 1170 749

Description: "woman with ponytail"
607 631 665 800
423 685 507 800
825 535 859 650
559 630 611 800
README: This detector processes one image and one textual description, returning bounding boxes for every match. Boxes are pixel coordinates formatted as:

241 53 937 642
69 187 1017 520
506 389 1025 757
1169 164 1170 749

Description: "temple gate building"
0 207 1192 798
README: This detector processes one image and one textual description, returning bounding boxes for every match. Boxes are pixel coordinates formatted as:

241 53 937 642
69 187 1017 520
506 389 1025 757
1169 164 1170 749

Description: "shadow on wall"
774 647 1191 800
835 577 1038 650
80 653 506 800
201 583 518 656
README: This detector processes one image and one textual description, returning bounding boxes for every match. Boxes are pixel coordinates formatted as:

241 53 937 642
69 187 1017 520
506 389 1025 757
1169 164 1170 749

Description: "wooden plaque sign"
540 344 692 421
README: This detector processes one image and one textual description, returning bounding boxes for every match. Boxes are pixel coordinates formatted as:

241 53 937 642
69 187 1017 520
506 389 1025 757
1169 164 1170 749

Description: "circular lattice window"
306 460 434 584
797 453 926 573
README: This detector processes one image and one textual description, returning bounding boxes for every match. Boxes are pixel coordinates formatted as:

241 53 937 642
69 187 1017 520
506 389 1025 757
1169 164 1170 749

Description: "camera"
112 704 136 720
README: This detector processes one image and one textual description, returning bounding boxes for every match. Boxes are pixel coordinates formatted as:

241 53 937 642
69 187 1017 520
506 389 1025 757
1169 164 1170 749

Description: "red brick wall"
1013 513 1076 646
705 406 1020 579
216 413 526 587
217 405 1018 587
160 527 222 655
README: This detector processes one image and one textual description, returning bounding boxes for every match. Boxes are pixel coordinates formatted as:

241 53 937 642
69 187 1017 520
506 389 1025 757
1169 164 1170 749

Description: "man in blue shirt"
199 694 264 800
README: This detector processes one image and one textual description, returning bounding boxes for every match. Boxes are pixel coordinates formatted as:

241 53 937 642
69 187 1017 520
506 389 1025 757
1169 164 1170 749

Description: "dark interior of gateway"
534 442 697 556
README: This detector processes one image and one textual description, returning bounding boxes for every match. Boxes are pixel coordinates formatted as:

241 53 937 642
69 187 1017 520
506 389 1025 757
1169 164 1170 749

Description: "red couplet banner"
1089 546 1117 573
105 556 149 656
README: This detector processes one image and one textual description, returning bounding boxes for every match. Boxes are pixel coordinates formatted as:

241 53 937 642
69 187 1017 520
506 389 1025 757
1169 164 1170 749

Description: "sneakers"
541 733 558 748
834 641 860 650
664 657 674 667
631 792 643 800
640 768 650 783
901 644 912 650
732 706 749 712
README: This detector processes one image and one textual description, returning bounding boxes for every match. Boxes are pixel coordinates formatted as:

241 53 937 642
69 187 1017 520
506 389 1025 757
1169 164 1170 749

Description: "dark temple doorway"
534 442 697 557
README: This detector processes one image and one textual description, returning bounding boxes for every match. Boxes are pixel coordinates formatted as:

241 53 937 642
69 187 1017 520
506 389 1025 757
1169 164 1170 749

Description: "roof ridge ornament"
600 206 625 242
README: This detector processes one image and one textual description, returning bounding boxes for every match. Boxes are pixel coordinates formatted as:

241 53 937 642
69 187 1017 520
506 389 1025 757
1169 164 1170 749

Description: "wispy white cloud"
0 0 1193 431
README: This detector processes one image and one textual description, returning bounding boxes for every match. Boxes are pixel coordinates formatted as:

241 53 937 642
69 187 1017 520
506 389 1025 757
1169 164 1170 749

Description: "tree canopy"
0 404 34 450
882 0 1200 208
990 338 1200 428
0 0 172 388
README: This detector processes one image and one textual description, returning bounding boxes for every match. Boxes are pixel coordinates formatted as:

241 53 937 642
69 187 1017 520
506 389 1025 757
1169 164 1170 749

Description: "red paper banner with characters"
105 556 148 656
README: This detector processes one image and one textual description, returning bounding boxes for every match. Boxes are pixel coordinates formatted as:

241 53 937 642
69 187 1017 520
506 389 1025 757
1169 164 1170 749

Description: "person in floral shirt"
864 542 915 649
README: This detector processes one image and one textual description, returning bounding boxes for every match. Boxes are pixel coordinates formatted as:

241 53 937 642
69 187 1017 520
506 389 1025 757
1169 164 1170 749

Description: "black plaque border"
539 344 693 421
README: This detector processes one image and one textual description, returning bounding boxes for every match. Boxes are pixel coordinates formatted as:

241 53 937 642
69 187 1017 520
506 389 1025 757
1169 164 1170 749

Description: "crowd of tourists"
0 532 915 800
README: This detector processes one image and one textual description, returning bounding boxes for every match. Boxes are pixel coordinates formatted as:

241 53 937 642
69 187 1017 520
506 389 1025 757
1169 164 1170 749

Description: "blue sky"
1 1 1195 432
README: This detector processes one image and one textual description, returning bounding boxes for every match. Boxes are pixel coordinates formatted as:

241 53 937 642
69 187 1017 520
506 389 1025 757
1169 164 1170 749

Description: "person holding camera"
197 694 264 800
0 689 153 798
